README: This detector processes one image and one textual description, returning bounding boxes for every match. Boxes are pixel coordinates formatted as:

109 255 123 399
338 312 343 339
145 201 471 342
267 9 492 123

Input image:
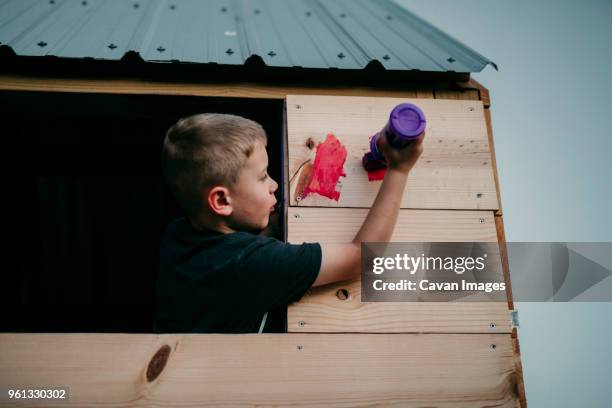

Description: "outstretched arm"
312 133 425 287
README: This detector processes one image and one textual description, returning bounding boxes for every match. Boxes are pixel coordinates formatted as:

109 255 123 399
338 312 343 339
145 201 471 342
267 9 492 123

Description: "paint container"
362 103 426 171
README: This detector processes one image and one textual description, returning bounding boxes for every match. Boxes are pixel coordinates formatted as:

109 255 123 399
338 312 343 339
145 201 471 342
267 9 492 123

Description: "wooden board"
287 207 498 243
0 73 434 100
434 89 480 101
289 293 510 333
287 95 498 210
0 333 520 407
287 207 510 333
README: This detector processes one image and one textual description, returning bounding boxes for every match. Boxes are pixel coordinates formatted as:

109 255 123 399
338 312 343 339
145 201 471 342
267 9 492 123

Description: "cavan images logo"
361 242 612 302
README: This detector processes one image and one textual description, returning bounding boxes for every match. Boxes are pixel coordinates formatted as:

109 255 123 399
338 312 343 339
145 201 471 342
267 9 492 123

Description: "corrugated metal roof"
0 0 497 73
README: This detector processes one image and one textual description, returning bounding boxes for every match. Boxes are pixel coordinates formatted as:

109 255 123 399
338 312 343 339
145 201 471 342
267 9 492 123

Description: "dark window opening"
1 90 286 333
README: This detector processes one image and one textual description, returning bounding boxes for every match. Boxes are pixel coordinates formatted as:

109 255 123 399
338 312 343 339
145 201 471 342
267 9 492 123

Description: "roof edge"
0 53 471 84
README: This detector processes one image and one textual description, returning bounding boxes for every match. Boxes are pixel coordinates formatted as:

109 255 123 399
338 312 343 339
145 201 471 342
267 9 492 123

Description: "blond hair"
162 113 267 216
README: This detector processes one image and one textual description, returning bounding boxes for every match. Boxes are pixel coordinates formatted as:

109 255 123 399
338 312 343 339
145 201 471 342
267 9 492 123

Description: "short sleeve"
237 235 321 312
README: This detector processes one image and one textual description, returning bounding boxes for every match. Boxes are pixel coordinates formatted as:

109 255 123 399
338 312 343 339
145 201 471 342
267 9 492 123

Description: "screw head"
133 3 139 8
337 52 345 59
157 46 166 53
490 344 497 350
479 218 485 223
447 57 456 63
37 41 47 47
476 193 483 198
169 4 176 10
489 322 496 328
221 7 227 12
382 54 390 61
226 48 234 55
108 43 117 50
298 320 306 327
296 345 303 351
267 51 276 57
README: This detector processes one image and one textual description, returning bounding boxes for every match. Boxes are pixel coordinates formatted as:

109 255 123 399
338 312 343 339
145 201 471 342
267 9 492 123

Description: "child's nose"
270 178 278 193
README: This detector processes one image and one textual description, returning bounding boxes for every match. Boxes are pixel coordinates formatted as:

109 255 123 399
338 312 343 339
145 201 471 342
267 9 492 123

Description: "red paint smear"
302 133 347 201
367 168 387 181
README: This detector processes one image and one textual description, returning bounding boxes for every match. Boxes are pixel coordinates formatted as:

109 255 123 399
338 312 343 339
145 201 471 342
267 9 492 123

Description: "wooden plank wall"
287 207 510 333
285 83 526 407
1 333 518 407
0 75 525 407
287 95 498 209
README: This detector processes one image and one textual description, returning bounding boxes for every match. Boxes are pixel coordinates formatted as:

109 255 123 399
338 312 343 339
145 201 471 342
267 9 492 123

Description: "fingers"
415 132 426 145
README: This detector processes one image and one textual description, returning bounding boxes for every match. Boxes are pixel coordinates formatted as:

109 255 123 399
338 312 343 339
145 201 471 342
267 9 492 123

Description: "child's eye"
261 173 268 181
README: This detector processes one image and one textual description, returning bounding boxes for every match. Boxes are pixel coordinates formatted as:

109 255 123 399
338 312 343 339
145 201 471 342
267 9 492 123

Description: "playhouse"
0 0 525 406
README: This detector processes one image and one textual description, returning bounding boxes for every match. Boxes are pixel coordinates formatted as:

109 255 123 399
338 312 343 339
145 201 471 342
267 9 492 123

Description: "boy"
154 113 424 333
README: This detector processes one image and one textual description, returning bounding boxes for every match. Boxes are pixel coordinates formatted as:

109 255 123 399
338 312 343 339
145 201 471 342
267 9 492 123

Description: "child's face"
227 140 278 233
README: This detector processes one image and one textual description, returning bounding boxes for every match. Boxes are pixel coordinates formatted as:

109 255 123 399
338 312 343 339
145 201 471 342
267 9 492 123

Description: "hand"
379 132 425 174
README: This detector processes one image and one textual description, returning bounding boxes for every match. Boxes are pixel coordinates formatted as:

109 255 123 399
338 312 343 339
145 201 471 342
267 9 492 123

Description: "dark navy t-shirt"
153 217 321 333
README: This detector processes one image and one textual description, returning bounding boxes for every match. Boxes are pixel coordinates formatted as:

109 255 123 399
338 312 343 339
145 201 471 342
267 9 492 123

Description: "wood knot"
336 288 349 300
294 162 313 201
306 137 315 150
146 344 171 382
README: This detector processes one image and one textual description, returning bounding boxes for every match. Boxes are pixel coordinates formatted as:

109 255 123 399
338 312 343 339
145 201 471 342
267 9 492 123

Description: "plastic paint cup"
365 103 426 165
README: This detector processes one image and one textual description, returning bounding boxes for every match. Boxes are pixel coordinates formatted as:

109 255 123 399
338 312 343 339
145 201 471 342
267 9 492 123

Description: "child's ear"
207 186 233 216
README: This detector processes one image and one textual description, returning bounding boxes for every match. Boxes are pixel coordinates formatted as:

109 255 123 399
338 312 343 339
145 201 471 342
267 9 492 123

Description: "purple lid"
389 103 426 139
370 134 385 162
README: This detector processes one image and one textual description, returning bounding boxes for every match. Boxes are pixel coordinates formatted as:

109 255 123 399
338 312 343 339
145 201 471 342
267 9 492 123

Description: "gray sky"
395 1 612 406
